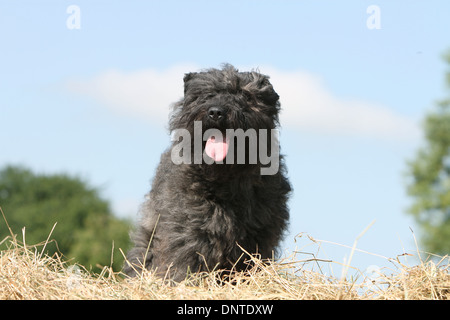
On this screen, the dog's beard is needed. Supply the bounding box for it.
[170,103,279,175]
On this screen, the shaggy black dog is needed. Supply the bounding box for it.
[124,64,291,282]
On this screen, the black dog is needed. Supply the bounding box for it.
[124,64,291,282]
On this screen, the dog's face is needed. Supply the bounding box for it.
[169,64,281,173]
[170,64,280,132]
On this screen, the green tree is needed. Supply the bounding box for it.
[0,165,132,272]
[406,51,450,255]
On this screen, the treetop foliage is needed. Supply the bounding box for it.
[406,50,450,255]
[0,165,131,272]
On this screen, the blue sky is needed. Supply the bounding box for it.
[1,1,450,278]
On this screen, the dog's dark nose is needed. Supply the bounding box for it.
[208,106,225,121]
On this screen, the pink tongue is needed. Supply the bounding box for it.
[205,136,229,162]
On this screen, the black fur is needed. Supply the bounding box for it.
[124,64,291,282]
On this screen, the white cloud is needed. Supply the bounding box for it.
[66,65,420,141]
[66,64,195,122]
[263,67,420,141]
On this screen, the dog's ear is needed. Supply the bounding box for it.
[258,78,279,106]
[183,72,197,94]
[245,73,280,107]
[183,72,196,83]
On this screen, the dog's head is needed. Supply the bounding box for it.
[170,64,280,132]
[169,64,281,174]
